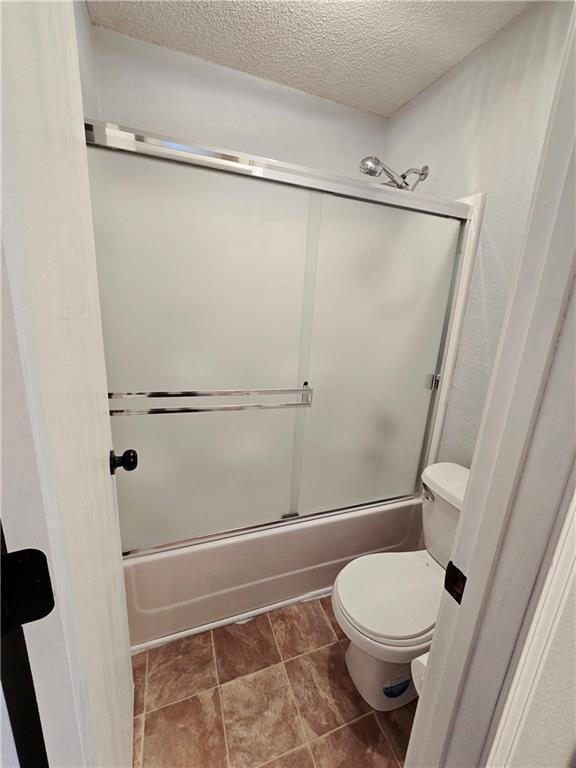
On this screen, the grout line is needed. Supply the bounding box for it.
[144,685,220,716]
[268,599,337,662]
[218,660,286,690]
[265,612,281,665]
[266,610,283,660]
[256,743,315,768]
[217,687,232,768]
[216,660,281,688]
[318,593,346,642]
[315,599,338,644]
[311,711,374,742]
[211,630,232,768]
[139,651,148,768]
[267,613,310,751]
[309,745,318,768]
[372,709,403,767]
[281,660,309,747]
[282,639,340,665]
[310,746,318,768]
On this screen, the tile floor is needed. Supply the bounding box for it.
[132,596,417,768]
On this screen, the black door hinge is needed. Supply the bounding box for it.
[1,549,55,636]
[444,560,467,605]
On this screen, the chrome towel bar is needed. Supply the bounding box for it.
[108,385,313,416]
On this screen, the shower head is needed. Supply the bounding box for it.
[359,155,385,177]
[359,155,429,192]
[359,155,408,189]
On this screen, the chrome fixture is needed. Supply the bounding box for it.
[108,385,313,416]
[359,155,429,192]
[422,483,435,502]
[84,121,470,220]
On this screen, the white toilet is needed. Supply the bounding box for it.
[332,462,469,711]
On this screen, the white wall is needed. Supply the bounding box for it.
[383,1,573,466]
[75,0,572,470]
[74,2,386,177]
[510,579,576,768]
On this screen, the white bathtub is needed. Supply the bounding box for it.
[124,497,421,649]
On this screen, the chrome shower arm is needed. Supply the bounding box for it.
[378,162,410,190]
[401,166,430,191]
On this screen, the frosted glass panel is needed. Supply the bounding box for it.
[88,149,310,550]
[297,195,460,514]
[111,410,297,550]
[89,146,462,552]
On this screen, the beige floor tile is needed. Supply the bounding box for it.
[213,614,281,684]
[146,632,216,711]
[132,651,147,716]
[143,687,226,768]
[311,714,398,768]
[285,643,370,740]
[319,596,347,640]
[269,601,336,660]
[221,664,305,768]
[260,746,315,767]
[375,699,417,764]
[133,715,144,768]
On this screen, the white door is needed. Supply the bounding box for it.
[2,2,132,766]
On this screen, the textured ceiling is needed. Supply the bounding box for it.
[86,0,529,117]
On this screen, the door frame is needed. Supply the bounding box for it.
[406,14,575,766]
[2,2,133,766]
[486,485,576,764]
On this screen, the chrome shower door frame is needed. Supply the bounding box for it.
[85,120,471,220]
[85,120,480,558]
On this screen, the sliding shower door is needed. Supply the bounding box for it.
[296,194,460,515]
[88,144,461,553]
[88,150,310,551]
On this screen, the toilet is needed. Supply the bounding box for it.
[332,462,469,711]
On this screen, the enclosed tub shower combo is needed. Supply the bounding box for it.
[85,120,480,653]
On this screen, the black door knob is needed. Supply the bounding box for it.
[109,449,138,475]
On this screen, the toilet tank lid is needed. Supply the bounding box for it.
[422,463,469,510]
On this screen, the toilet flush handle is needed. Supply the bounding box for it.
[422,483,435,502]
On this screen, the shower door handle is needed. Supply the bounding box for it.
[107,384,313,416]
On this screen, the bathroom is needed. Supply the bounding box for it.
[2,2,575,767]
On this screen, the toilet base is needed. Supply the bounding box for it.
[345,641,417,712]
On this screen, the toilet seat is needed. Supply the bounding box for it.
[334,550,445,649]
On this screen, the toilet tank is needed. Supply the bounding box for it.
[421,463,469,569]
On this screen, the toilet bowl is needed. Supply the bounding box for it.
[332,462,469,711]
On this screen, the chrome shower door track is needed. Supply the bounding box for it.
[121,493,418,558]
[85,120,471,222]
